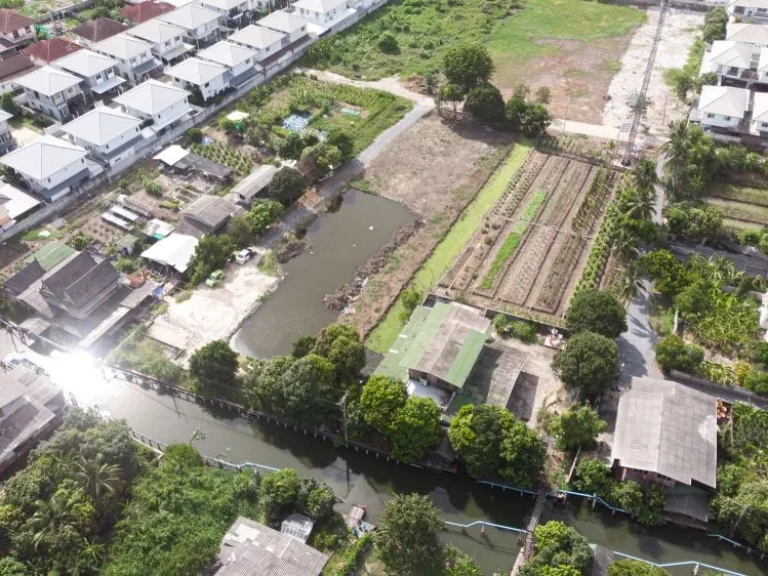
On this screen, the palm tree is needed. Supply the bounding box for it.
[617,263,645,301]
[661,120,690,199]
[79,538,105,571]
[27,494,73,551]
[634,158,658,192]
[624,187,657,221]
[611,227,641,259]
[710,255,742,286]
[75,457,123,504]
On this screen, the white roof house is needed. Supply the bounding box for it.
[167,57,228,87]
[141,232,198,273]
[158,4,222,31]
[126,18,186,45]
[93,32,154,61]
[293,0,349,13]
[54,49,119,79]
[60,108,142,148]
[114,80,190,117]
[257,10,309,36]
[0,182,40,223]
[13,65,81,96]
[700,41,754,75]
[699,85,750,118]
[0,135,87,181]
[229,25,285,51]
[752,91,768,133]
[199,0,246,10]
[726,22,768,46]
[198,40,257,69]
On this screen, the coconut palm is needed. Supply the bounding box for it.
[27,494,73,551]
[617,263,645,301]
[624,187,657,221]
[661,120,690,199]
[634,158,658,192]
[74,457,122,504]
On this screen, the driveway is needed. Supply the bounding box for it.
[618,281,663,381]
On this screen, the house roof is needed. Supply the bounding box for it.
[611,378,717,489]
[0,136,87,181]
[40,250,120,310]
[0,53,35,82]
[731,0,768,8]
[72,17,126,43]
[61,108,142,146]
[55,49,119,78]
[198,41,257,68]
[158,4,222,30]
[231,164,277,201]
[28,241,76,272]
[703,40,754,70]
[200,0,247,11]
[0,9,34,34]
[293,0,349,13]
[121,0,175,23]
[0,109,11,123]
[257,11,309,34]
[167,56,228,86]
[726,22,768,45]
[141,232,198,273]
[114,79,190,115]
[4,259,45,297]
[754,91,768,123]
[4,242,75,297]
[23,38,83,64]
[154,144,189,166]
[126,18,186,45]
[13,65,81,96]
[230,25,285,50]
[698,85,749,119]
[216,517,329,576]
[94,32,153,61]
[180,194,238,236]
[0,182,40,220]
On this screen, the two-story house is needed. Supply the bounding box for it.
[198,0,253,29]
[125,18,193,65]
[728,0,768,22]
[158,4,224,48]
[113,79,192,133]
[0,53,35,95]
[0,109,14,154]
[198,40,260,88]
[697,85,750,133]
[229,24,286,62]
[256,10,309,44]
[0,182,40,230]
[751,91,768,136]
[0,135,89,201]
[292,0,351,27]
[700,40,758,85]
[93,33,163,85]
[71,17,127,50]
[167,56,230,101]
[120,0,175,24]
[54,49,126,101]
[23,38,82,66]
[726,22,768,49]
[14,66,85,122]
[60,108,143,167]
[0,9,36,52]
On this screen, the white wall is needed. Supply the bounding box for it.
[24,157,88,195]
[124,98,191,130]
[701,111,743,130]
[730,3,768,22]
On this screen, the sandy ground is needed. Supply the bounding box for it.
[602,9,704,133]
[149,253,278,362]
[11,125,43,147]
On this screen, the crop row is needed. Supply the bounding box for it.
[572,168,611,232]
[708,183,768,208]
[708,200,768,225]
[534,234,585,313]
[502,227,557,305]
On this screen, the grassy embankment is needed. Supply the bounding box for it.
[366,142,532,354]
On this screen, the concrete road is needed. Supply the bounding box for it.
[618,281,663,382]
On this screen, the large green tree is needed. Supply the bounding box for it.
[279,354,343,428]
[567,289,627,339]
[448,404,514,478]
[189,340,239,397]
[498,421,546,489]
[390,397,442,463]
[267,167,307,205]
[443,44,494,93]
[464,83,505,123]
[549,405,606,451]
[376,494,444,576]
[573,458,613,498]
[188,234,235,285]
[313,322,366,380]
[521,521,593,576]
[552,332,619,396]
[359,375,407,435]
[609,559,668,576]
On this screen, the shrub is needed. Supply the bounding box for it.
[655,335,703,374]
[378,32,399,54]
[186,127,203,144]
[145,180,162,197]
[464,83,505,123]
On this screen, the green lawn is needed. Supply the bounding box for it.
[366,141,533,354]
[303,0,644,83]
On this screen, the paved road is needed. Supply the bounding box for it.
[618,281,663,382]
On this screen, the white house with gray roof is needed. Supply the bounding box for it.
[93,33,162,85]
[726,22,768,50]
[697,85,750,131]
[0,108,13,154]
[229,24,286,61]
[60,108,143,166]
[167,57,230,101]
[14,66,84,122]
[113,79,192,132]
[158,4,224,47]
[198,0,264,29]
[124,18,193,64]
[53,49,125,100]
[198,40,260,87]
[751,91,768,135]
[728,0,768,22]
[0,135,89,201]
[257,10,309,43]
[700,40,758,84]
[292,0,351,26]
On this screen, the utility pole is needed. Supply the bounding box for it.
[339,392,348,445]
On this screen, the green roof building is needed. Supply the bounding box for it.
[376,302,491,409]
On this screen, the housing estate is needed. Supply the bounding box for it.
[292,0,352,26]
[611,377,717,525]
[0,135,90,201]
[214,516,329,576]
[0,366,65,475]
[125,18,193,64]
[0,9,36,52]
[113,79,192,132]
[0,53,35,94]
[197,0,254,28]
[197,40,260,87]
[93,33,162,85]
[728,0,768,22]
[158,4,224,47]
[166,56,230,100]
[229,24,286,62]
[54,49,126,100]
[71,17,127,49]
[23,38,82,66]
[0,182,40,230]
[257,10,310,43]
[60,108,143,167]
[14,65,85,122]
[695,85,750,134]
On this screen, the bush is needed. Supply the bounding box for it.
[655,335,703,374]
[186,127,203,144]
[464,83,505,123]
[145,180,162,197]
[552,331,619,396]
[567,289,627,339]
[378,32,400,54]
[268,167,307,205]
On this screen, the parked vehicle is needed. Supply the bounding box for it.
[205,270,224,287]
[235,248,253,265]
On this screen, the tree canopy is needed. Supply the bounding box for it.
[549,405,606,451]
[268,167,307,205]
[390,397,443,463]
[443,44,494,93]
[552,332,619,396]
[573,458,613,499]
[609,559,668,576]
[464,83,506,123]
[187,234,235,285]
[520,521,593,576]
[189,340,239,397]
[359,375,407,435]
[567,289,627,339]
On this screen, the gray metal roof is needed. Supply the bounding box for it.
[611,378,717,489]
[40,251,120,310]
[180,194,239,236]
[216,517,328,576]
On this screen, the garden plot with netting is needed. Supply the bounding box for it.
[437,150,619,324]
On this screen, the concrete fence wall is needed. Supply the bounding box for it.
[600,0,716,10]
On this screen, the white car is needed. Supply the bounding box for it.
[235,248,253,265]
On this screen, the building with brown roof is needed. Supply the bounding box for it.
[23,38,83,65]
[121,1,175,24]
[0,9,36,51]
[0,52,36,93]
[71,17,127,49]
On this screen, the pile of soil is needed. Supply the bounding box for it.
[324,221,421,311]
[275,238,307,263]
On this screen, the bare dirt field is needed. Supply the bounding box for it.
[436,149,619,326]
[344,113,514,335]
[602,8,704,134]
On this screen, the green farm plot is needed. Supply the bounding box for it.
[705,196,768,226]
[708,182,768,208]
[366,142,532,354]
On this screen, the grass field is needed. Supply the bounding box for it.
[366,141,532,354]
[304,0,644,85]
